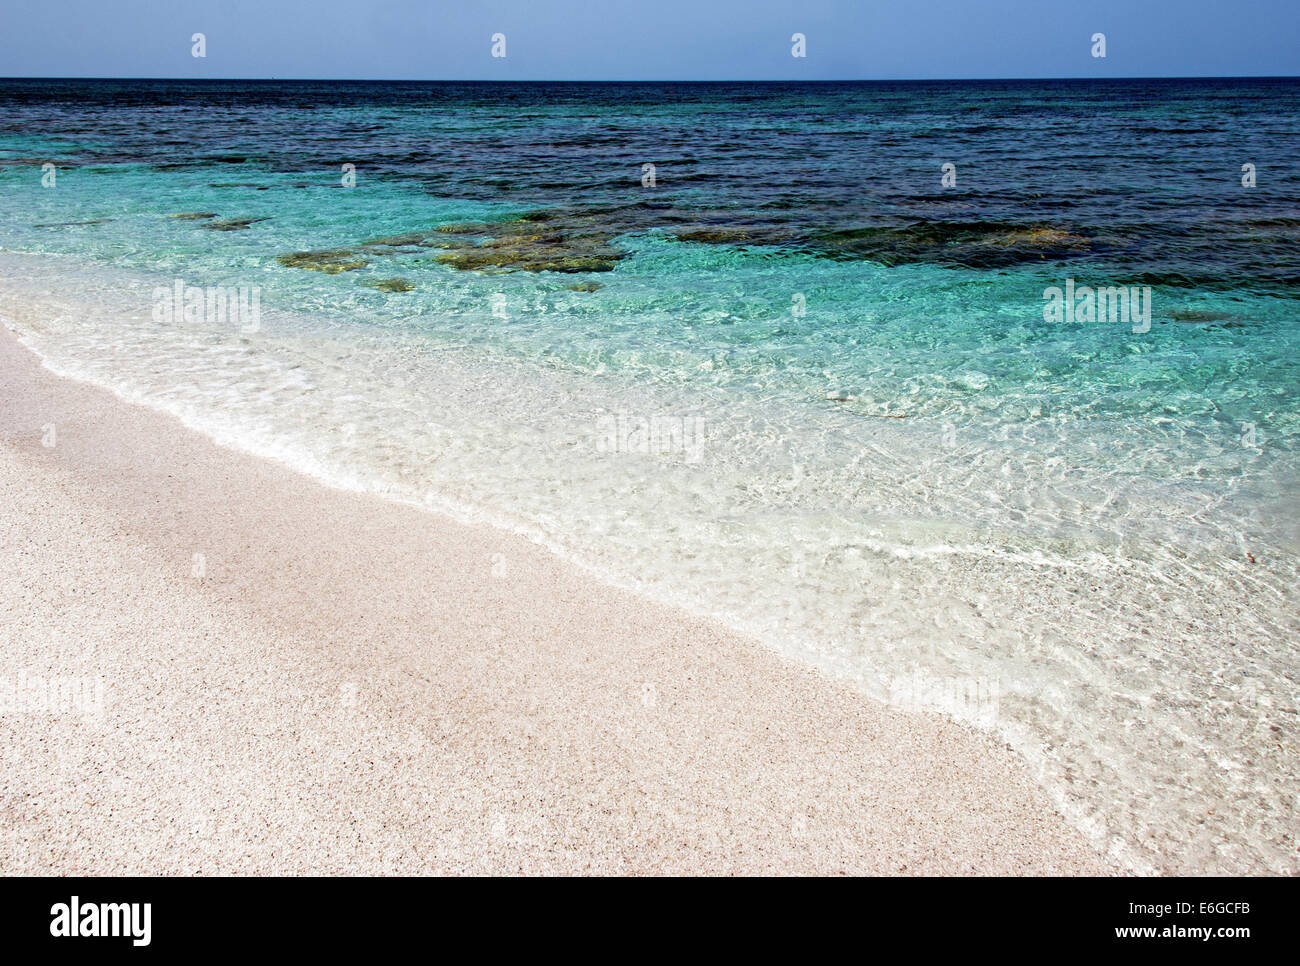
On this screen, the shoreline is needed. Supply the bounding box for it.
[0,323,1113,874]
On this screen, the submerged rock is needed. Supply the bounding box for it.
[170,212,218,220]
[353,207,773,275]
[436,246,620,274]
[434,226,626,273]
[361,232,437,250]
[203,216,271,231]
[671,223,801,248]
[1169,309,1247,328]
[987,226,1088,249]
[664,211,1090,269]
[566,281,604,292]
[673,226,758,244]
[33,218,113,227]
[299,204,1095,279]
[1170,309,1235,323]
[276,249,369,273]
[813,221,1092,268]
[434,222,492,234]
[362,278,416,292]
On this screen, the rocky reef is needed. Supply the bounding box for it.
[170,211,270,231]
[270,203,1097,280]
[202,216,271,231]
[811,221,1092,268]
[361,278,416,292]
[428,211,628,274]
[33,218,113,228]
[276,249,369,273]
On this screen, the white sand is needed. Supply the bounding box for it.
[0,325,1112,874]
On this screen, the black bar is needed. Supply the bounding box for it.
[0,876,1288,954]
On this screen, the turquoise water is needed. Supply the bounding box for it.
[1,79,1297,873]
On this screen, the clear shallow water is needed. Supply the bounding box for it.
[1,79,1297,873]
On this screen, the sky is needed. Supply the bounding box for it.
[1,0,1297,80]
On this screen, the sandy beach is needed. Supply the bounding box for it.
[0,323,1112,875]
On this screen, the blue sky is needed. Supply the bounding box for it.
[1,0,1296,80]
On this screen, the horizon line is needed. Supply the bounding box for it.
[3,74,1299,83]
